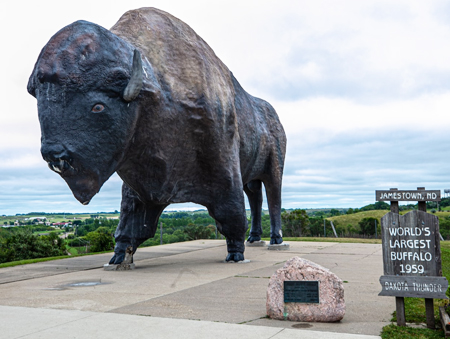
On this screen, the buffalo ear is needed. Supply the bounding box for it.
[27,76,37,97]
[123,49,143,102]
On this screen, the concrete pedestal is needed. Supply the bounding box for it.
[267,243,290,251]
[103,263,136,271]
[245,240,266,247]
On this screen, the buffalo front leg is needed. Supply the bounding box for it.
[109,183,167,264]
[208,189,248,262]
[244,180,263,243]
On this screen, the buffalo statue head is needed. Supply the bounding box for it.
[28,21,144,204]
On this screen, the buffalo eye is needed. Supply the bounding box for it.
[91,104,105,113]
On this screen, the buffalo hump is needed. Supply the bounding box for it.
[111,8,234,115]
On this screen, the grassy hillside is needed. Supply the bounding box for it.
[328,209,450,230]
[328,210,387,228]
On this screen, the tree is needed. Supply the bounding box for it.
[281,209,309,237]
[374,201,389,210]
[360,202,389,212]
[308,217,323,237]
[85,227,114,252]
[439,216,450,239]
[184,223,214,240]
[358,217,378,236]
[0,230,66,264]
[330,209,340,216]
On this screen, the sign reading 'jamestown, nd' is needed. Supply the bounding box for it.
[376,190,440,202]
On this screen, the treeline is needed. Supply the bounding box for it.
[140,212,217,246]
[0,228,66,264]
[13,211,120,216]
[303,198,450,217]
[288,198,450,239]
[69,213,219,251]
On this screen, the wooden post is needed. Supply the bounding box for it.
[396,296,406,327]
[375,219,377,239]
[417,187,426,212]
[425,298,435,329]
[389,188,406,326]
[417,187,435,329]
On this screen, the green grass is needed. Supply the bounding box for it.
[392,298,444,324]
[0,255,73,268]
[381,324,444,339]
[67,247,79,256]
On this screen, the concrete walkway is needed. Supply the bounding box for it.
[0,240,390,338]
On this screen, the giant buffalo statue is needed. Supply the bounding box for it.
[28,8,286,264]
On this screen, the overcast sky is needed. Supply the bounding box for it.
[1,0,450,215]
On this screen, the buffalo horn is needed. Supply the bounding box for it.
[123,49,143,102]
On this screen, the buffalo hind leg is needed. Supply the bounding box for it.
[264,178,283,245]
[208,190,248,262]
[109,183,167,264]
[244,180,263,243]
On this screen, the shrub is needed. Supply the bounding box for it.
[85,230,114,252]
[184,223,214,240]
[281,209,309,237]
[0,230,66,263]
[358,217,379,236]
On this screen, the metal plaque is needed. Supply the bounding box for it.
[284,281,320,303]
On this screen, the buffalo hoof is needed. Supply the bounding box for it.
[226,252,245,262]
[247,235,261,243]
[108,252,125,265]
[270,236,283,245]
[109,242,134,265]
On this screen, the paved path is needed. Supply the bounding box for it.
[0,240,390,338]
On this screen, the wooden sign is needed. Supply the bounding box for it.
[284,281,320,303]
[379,276,448,299]
[376,190,441,202]
[377,187,448,329]
[379,210,447,299]
[381,210,441,277]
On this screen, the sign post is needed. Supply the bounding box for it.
[377,187,447,329]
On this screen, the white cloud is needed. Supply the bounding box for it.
[274,92,450,135]
[0,153,41,169]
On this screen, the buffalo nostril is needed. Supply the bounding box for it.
[41,144,71,161]
[41,145,73,173]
